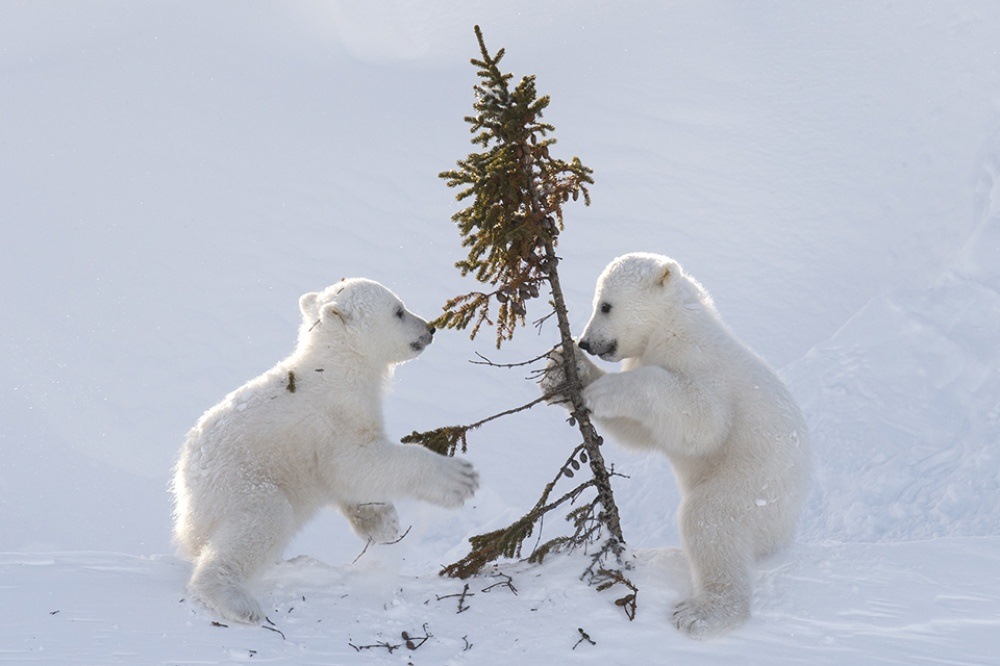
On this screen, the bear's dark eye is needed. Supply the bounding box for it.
[600,302,612,314]
[395,307,404,319]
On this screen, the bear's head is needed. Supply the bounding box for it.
[578,253,713,362]
[297,278,434,365]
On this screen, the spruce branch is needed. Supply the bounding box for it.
[441,475,598,579]
[401,393,552,457]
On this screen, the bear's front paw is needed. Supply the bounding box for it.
[539,349,572,406]
[572,347,604,385]
[539,344,604,407]
[430,457,479,509]
[346,502,400,543]
[582,377,625,419]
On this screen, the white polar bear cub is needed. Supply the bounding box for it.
[173,278,479,624]
[543,253,809,639]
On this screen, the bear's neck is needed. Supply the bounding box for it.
[288,342,392,397]
[643,308,729,368]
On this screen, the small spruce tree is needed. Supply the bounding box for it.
[403,26,636,615]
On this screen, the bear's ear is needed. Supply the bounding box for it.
[299,292,321,319]
[656,264,672,286]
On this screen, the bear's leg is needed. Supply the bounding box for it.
[189,550,264,624]
[187,491,295,624]
[673,496,753,639]
[343,502,400,543]
[344,441,478,509]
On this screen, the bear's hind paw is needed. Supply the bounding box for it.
[202,586,264,625]
[671,596,749,640]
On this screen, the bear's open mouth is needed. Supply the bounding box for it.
[585,340,617,361]
[410,333,434,352]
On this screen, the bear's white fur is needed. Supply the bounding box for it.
[542,253,809,639]
[172,278,479,624]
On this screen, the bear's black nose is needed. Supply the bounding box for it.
[427,325,436,335]
[578,339,593,353]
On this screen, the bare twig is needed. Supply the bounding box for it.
[463,394,555,430]
[532,309,558,332]
[351,525,413,564]
[385,525,413,545]
[471,349,554,368]
[481,572,518,595]
[352,539,373,564]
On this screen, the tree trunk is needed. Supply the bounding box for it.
[542,237,625,548]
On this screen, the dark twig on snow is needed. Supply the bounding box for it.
[401,623,433,650]
[436,583,474,613]
[261,618,286,640]
[573,627,596,649]
[349,639,402,654]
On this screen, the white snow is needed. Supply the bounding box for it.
[2,1,999,664]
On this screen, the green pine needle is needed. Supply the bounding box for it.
[436,24,593,348]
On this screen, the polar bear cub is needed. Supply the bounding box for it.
[173,278,479,624]
[543,253,809,639]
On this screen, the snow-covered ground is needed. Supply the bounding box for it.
[2,1,998,663]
